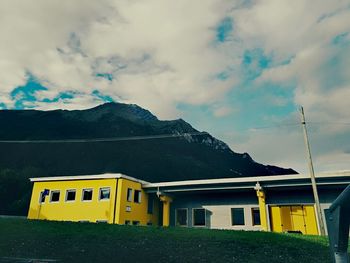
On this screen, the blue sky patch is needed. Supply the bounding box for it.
[0,102,7,109]
[332,32,349,45]
[241,48,272,80]
[96,73,113,81]
[41,91,76,103]
[216,17,233,42]
[92,90,114,103]
[10,74,47,109]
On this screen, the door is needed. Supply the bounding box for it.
[303,206,319,235]
[290,206,306,233]
[280,206,293,232]
[269,206,282,232]
[269,205,319,235]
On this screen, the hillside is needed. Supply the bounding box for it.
[0,102,296,183]
[0,218,337,263]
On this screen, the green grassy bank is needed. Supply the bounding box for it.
[0,218,345,263]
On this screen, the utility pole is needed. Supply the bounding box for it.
[300,106,326,236]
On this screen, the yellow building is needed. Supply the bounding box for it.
[28,174,159,226]
[28,171,350,235]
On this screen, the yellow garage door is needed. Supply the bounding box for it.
[302,206,319,235]
[269,205,319,235]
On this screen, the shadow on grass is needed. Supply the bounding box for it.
[0,218,346,263]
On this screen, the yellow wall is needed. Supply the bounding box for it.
[27,179,118,223]
[115,178,158,226]
[27,178,159,226]
[269,205,318,235]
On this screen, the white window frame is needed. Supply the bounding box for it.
[134,190,142,204]
[39,190,48,204]
[49,190,60,203]
[192,208,206,227]
[175,208,188,227]
[82,188,93,202]
[98,187,111,201]
[127,188,133,202]
[65,189,76,202]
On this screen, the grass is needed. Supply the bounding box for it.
[0,218,346,263]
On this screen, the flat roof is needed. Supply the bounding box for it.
[29,170,350,190]
[143,170,350,188]
[30,173,150,185]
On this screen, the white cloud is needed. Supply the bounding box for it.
[1,0,349,172]
[0,0,237,118]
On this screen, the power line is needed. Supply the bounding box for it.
[0,131,209,144]
[0,120,349,143]
[308,121,350,126]
[249,123,299,130]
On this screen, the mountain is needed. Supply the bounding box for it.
[0,102,297,182]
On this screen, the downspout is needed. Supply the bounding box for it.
[112,179,119,224]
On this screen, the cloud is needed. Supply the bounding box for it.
[212,105,235,117]
[0,0,238,118]
[1,0,349,172]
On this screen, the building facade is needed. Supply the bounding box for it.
[28,171,350,235]
[27,174,159,226]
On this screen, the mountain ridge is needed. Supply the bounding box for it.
[0,102,297,182]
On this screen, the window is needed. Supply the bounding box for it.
[125,220,131,225]
[134,190,141,203]
[82,189,93,201]
[231,208,245,225]
[99,187,110,201]
[65,190,76,202]
[252,208,261,226]
[147,195,154,214]
[39,189,49,204]
[193,208,206,226]
[132,221,140,226]
[96,220,108,223]
[176,209,188,226]
[50,191,60,203]
[127,188,132,202]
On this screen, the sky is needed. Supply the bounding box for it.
[1,0,350,174]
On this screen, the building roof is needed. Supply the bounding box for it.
[30,173,150,185]
[143,170,350,193]
[30,170,350,193]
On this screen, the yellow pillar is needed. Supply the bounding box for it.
[256,190,268,231]
[160,195,172,227]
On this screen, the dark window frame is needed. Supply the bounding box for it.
[82,188,93,202]
[193,208,206,227]
[251,207,261,226]
[65,189,76,202]
[231,208,245,226]
[147,195,154,214]
[176,208,188,226]
[127,188,133,202]
[39,191,48,204]
[134,190,141,203]
[99,187,111,201]
[50,190,60,203]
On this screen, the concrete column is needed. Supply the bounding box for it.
[160,195,172,227]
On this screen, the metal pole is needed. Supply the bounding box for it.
[300,106,326,235]
[325,184,350,263]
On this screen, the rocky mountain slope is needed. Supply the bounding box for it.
[0,103,297,182]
